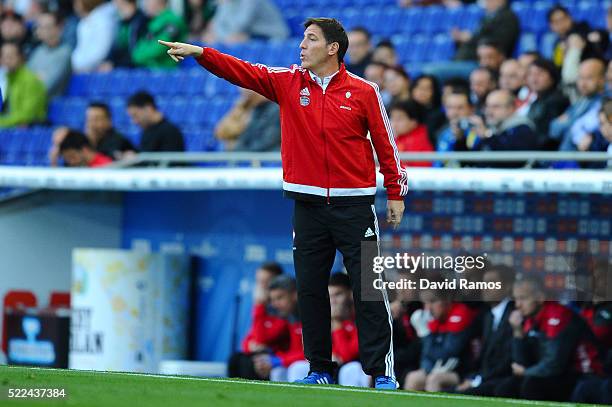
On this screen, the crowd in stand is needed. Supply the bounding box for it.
[231,261,611,403]
[0,0,611,167]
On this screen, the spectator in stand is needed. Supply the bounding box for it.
[457,265,515,396]
[0,10,35,56]
[71,0,117,73]
[27,11,71,98]
[126,91,184,152]
[577,98,612,169]
[404,275,480,391]
[495,275,604,401]
[214,88,280,151]
[499,59,530,109]
[253,275,304,382]
[441,76,470,104]
[425,0,519,80]
[364,60,387,89]
[101,0,148,69]
[410,74,446,139]
[550,59,606,152]
[383,66,410,109]
[456,90,538,166]
[517,58,569,149]
[59,129,113,167]
[435,89,474,164]
[469,67,497,114]
[0,41,46,128]
[85,102,135,158]
[328,273,366,387]
[372,40,398,67]
[228,262,285,380]
[184,0,215,41]
[132,0,186,69]
[346,27,372,78]
[390,100,434,167]
[476,39,506,74]
[203,0,288,44]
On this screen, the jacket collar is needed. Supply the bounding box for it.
[305,63,347,89]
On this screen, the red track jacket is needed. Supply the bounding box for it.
[197,48,408,203]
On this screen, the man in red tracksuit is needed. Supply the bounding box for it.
[159,17,407,389]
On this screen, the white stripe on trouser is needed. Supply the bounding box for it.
[371,204,395,379]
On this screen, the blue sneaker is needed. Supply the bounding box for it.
[374,375,398,390]
[293,371,335,385]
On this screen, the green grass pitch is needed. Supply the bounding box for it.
[0,365,598,407]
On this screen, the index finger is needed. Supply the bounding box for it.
[158,40,175,48]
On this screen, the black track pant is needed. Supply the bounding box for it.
[292,200,394,378]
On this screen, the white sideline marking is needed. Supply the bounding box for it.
[2,365,574,407]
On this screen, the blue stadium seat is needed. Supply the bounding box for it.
[517,32,538,55]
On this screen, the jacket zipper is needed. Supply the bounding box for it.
[321,87,330,204]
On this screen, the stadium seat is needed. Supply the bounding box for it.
[49,292,70,308]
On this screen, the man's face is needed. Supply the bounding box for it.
[470,70,494,100]
[61,148,86,167]
[390,109,417,136]
[144,0,165,17]
[269,288,296,318]
[255,269,274,292]
[513,282,543,317]
[86,107,112,140]
[482,270,509,303]
[127,106,150,128]
[300,24,334,71]
[35,14,61,46]
[527,65,554,94]
[500,60,524,92]
[577,60,605,97]
[347,31,370,64]
[444,93,472,121]
[329,285,351,309]
[372,46,396,67]
[383,69,408,97]
[1,43,22,72]
[477,45,504,71]
[485,91,514,126]
[364,64,385,87]
[484,0,505,14]
[1,16,26,41]
[549,10,572,37]
[420,291,450,320]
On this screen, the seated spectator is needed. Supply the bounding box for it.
[383,66,410,109]
[329,273,367,387]
[410,74,446,139]
[550,59,606,151]
[517,58,569,148]
[59,129,113,167]
[1,10,35,56]
[441,76,470,104]
[102,0,148,69]
[499,59,531,109]
[577,98,612,169]
[214,88,280,152]
[469,67,497,114]
[435,89,474,165]
[495,275,604,402]
[252,275,304,382]
[184,0,215,41]
[425,0,519,80]
[476,39,506,74]
[389,100,434,167]
[457,265,515,396]
[0,41,46,128]
[204,0,288,44]
[27,11,71,98]
[457,89,538,165]
[132,0,186,68]
[228,262,286,379]
[404,277,480,391]
[364,61,387,90]
[71,0,117,73]
[126,91,185,152]
[346,27,372,78]
[371,40,398,68]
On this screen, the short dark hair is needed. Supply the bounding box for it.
[304,17,349,64]
[530,57,560,88]
[514,273,546,295]
[445,89,473,107]
[259,261,283,277]
[59,130,91,153]
[349,26,371,41]
[547,5,570,21]
[329,272,351,290]
[443,76,470,95]
[127,91,157,109]
[88,101,112,118]
[41,11,64,25]
[477,38,506,57]
[390,100,426,124]
[269,275,296,293]
[485,264,516,287]
[472,66,499,84]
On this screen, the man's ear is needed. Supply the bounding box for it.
[328,42,339,57]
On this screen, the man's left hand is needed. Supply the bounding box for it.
[511,363,526,376]
[387,200,405,228]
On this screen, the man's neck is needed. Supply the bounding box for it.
[310,62,340,79]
